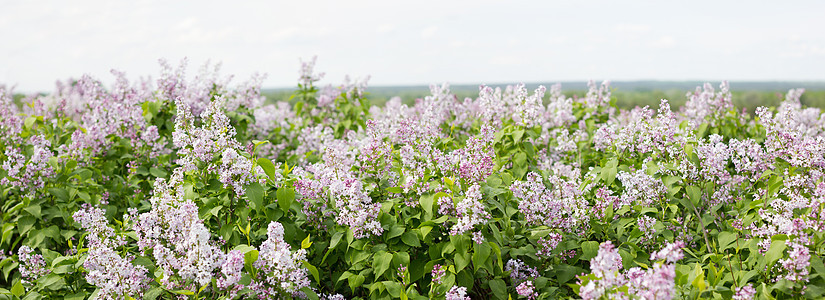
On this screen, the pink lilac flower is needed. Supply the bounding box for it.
[298,56,324,88]
[506,259,539,285]
[510,172,590,233]
[516,281,537,299]
[450,184,490,235]
[252,221,311,296]
[445,286,471,300]
[17,246,49,280]
[431,264,445,284]
[536,233,563,257]
[638,215,657,246]
[778,241,810,283]
[1,135,55,195]
[650,241,685,263]
[74,205,149,299]
[617,169,666,207]
[733,284,756,300]
[217,250,244,290]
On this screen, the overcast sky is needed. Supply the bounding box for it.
[2,0,824,93]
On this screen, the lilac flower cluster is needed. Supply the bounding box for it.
[505,259,539,285]
[132,170,226,289]
[16,246,49,281]
[510,172,590,233]
[616,168,666,207]
[1,135,55,195]
[249,222,311,297]
[173,97,267,195]
[578,241,685,300]
[536,232,563,257]
[0,86,23,144]
[637,214,657,246]
[445,286,471,300]
[73,205,149,299]
[294,162,383,239]
[682,81,733,126]
[733,284,757,300]
[449,184,490,236]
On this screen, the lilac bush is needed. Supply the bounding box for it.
[2,57,824,299]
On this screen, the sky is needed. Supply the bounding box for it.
[1,0,824,93]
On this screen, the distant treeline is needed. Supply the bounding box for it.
[263,82,825,113]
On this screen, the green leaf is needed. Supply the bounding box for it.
[385,187,403,194]
[48,188,69,201]
[302,261,320,283]
[24,205,41,218]
[246,182,264,211]
[301,287,320,300]
[602,157,618,185]
[383,281,404,298]
[149,167,167,178]
[257,158,278,182]
[686,185,702,207]
[143,287,163,300]
[489,278,507,300]
[19,216,36,234]
[401,231,420,247]
[171,290,194,296]
[512,129,524,143]
[348,274,365,292]
[455,250,470,272]
[514,152,527,167]
[276,186,295,212]
[419,194,435,218]
[244,250,259,271]
[472,243,491,271]
[302,234,313,249]
[24,116,36,129]
[581,241,600,260]
[373,251,393,278]
[64,292,86,300]
[691,264,706,291]
[717,231,737,251]
[765,240,787,266]
[11,280,23,297]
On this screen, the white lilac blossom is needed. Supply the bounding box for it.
[682,81,733,126]
[536,233,563,257]
[298,56,324,88]
[133,170,225,289]
[294,162,383,239]
[251,221,311,297]
[219,148,267,195]
[16,246,49,280]
[510,172,590,233]
[0,86,23,144]
[450,184,490,236]
[445,286,471,300]
[516,281,537,299]
[73,205,149,299]
[506,259,539,285]
[733,284,757,300]
[617,169,667,207]
[637,214,657,246]
[578,241,684,300]
[1,135,55,195]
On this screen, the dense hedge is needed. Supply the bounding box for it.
[1,57,824,299]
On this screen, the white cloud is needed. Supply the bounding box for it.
[1,0,824,92]
[612,23,651,34]
[648,36,677,49]
[420,26,438,39]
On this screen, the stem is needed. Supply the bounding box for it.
[693,206,713,254]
